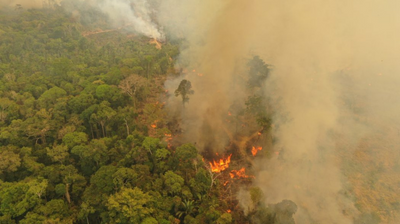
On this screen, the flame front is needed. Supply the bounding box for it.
[151,120,158,129]
[230,167,253,179]
[164,134,172,141]
[251,146,262,156]
[164,133,173,148]
[209,154,232,173]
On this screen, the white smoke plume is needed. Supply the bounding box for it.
[2,0,164,40]
[66,0,163,40]
[95,0,164,40]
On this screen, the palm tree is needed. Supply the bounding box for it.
[176,199,196,218]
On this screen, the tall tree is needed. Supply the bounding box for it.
[175,79,194,106]
[247,55,270,88]
[118,74,148,107]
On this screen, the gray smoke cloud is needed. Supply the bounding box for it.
[159,0,400,223]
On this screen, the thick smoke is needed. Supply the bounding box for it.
[94,0,163,40]
[161,0,253,153]
[3,0,164,40]
[159,0,400,223]
[65,0,163,40]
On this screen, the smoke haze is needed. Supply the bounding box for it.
[0,0,44,8]
[159,0,400,223]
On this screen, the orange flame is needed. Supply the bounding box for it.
[151,120,159,129]
[223,181,229,186]
[251,146,262,156]
[228,111,232,116]
[230,167,254,179]
[209,154,232,173]
[164,133,172,142]
[164,134,172,142]
[227,209,232,213]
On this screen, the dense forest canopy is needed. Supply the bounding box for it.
[0,5,293,224]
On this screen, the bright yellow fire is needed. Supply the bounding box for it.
[209,154,232,173]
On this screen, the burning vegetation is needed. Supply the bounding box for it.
[208,154,232,173]
[159,44,298,222]
[230,168,254,179]
[163,52,276,218]
[251,146,262,156]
